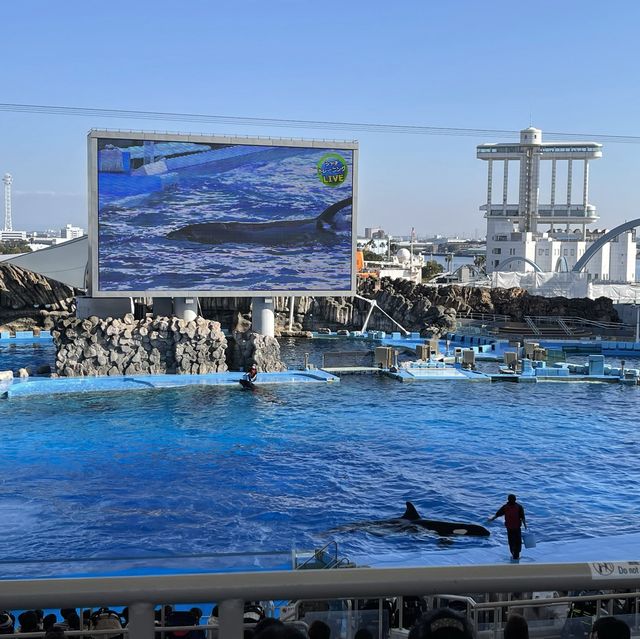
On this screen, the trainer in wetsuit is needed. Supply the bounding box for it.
[488,494,527,560]
[245,364,258,383]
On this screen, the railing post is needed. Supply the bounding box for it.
[128,602,155,639]
[219,598,245,639]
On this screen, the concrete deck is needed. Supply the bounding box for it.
[362,531,640,568]
[2,370,339,398]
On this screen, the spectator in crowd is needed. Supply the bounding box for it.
[591,617,631,639]
[18,611,40,633]
[189,608,203,625]
[504,613,529,639]
[43,614,58,632]
[60,609,81,631]
[253,618,283,635]
[308,619,331,639]
[252,625,305,639]
[156,605,174,624]
[409,607,475,639]
[0,612,14,635]
[44,627,66,639]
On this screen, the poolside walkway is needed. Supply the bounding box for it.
[362,532,640,567]
[2,370,339,398]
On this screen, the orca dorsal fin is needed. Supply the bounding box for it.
[317,197,353,223]
[401,501,421,520]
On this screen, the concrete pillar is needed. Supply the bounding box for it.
[502,159,508,214]
[288,296,295,332]
[583,159,590,209]
[251,297,275,337]
[219,598,244,639]
[487,159,493,215]
[550,158,556,210]
[127,602,154,639]
[174,297,198,322]
[567,159,573,207]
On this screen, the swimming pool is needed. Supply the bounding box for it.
[0,339,639,575]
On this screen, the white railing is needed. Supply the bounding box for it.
[1,563,640,639]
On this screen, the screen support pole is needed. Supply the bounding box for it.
[252,297,275,337]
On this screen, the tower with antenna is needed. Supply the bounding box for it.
[3,173,12,232]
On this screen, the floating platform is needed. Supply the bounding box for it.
[2,370,339,399]
[385,366,489,382]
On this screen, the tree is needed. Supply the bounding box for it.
[362,249,381,262]
[474,254,486,269]
[0,241,32,255]
[422,260,444,282]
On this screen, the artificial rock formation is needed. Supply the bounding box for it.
[226,330,287,373]
[52,314,228,377]
[0,263,74,312]
[261,279,619,337]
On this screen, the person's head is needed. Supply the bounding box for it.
[507,494,516,504]
[0,612,14,635]
[45,627,66,639]
[250,364,257,372]
[252,625,306,639]
[591,617,631,639]
[308,619,331,639]
[504,613,528,639]
[19,611,40,633]
[43,614,58,631]
[60,609,80,630]
[253,618,283,637]
[409,608,475,639]
[189,608,203,624]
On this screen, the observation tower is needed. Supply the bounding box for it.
[3,173,12,232]
[476,128,635,282]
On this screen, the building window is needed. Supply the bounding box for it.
[571,249,575,256]
[538,249,543,256]
[545,249,549,256]
[564,249,568,256]
[492,248,502,254]
[494,259,500,267]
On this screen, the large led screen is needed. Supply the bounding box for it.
[90,132,357,296]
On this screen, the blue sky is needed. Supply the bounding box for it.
[1,0,639,236]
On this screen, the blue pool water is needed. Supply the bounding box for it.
[0,340,640,576]
[0,340,55,373]
[0,339,639,573]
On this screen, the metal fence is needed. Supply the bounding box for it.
[1,563,640,639]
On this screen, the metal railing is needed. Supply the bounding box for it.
[1,562,640,639]
[432,590,640,639]
[524,317,542,336]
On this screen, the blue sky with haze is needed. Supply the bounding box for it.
[1,0,639,236]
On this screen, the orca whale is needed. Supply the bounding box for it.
[335,501,490,538]
[166,197,352,246]
[397,502,490,537]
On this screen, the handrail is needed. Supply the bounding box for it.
[523,315,627,330]
[1,564,640,639]
[524,316,542,336]
[295,541,338,570]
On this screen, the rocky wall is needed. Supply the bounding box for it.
[226,330,287,373]
[52,314,228,377]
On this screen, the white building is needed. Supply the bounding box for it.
[477,127,636,283]
[0,230,27,242]
[61,224,85,240]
